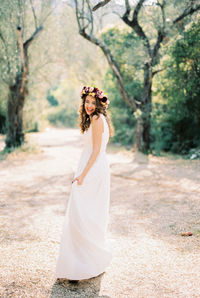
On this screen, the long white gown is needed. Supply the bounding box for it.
[55,113,112,280]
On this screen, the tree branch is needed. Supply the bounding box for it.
[29,0,38,29]
[122,0,131,23]
[24,25,43,49]
[75,0,81,31]
[40,4,58,27]
[156,0,166,28]
[152,68,163,77]
[125,0,131,14]
[16,27,28,93]
[80,28,137,111]
[152,0,166,64]
[74,0,138,111]
[132,0,146,20]
[86,0,94,35]
[75,0,91,33]
[17,27,25,69]
[173,4,200,24]
[92,0,112,11]
[122,0,152,58]
[152,29,165,65]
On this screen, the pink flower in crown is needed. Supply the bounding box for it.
[81,89,85,96]
[96,90,101,97]
[89,87,94,92]
[99,92,104,99]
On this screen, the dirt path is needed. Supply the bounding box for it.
[0,128,200,298]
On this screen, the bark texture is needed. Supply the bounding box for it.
[6,26,42,148]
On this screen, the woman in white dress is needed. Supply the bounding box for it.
[55,86,114,282]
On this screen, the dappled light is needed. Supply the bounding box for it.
[1,128,200,297]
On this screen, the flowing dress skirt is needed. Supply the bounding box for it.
[55,145,112,280]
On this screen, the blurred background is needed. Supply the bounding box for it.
[1,2,200,296]
[0,0,199,158]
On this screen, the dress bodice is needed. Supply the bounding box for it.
[83,113,109,153]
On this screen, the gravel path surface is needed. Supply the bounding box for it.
[0,128,200,298]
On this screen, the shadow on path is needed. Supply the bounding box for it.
[50,273,110,298]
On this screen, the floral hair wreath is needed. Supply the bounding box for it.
[80,86,110,108]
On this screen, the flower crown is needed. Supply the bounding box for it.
[80,86,110,107]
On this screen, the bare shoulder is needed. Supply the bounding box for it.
[91,114,103,131]
[91,114,102,123]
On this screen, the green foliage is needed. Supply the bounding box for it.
[47,105,78,128]
[0,141,40,160]
[101,26,144,81]
[47,88,59,106]
[152,21,200,154]
[46,82,79,128]
[101,26,143,146]
[105,70,138,146]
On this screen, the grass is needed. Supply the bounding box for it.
[0,141,41,161]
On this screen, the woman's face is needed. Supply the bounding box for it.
[85,95,96,115]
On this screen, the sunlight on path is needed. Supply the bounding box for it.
[0,128,200,298]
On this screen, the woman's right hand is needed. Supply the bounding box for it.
[72,175,84,185]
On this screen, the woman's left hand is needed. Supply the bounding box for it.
[72,175,84,185]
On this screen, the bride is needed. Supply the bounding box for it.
[55,86,114,282]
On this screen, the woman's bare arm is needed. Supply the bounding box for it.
[81,115,103,180]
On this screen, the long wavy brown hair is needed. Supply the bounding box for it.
[78,94,114,138]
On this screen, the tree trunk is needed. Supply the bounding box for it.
[5,27,29,149]
[134,115,144,152]
[6,78,26,148]
[134,62,152,153]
